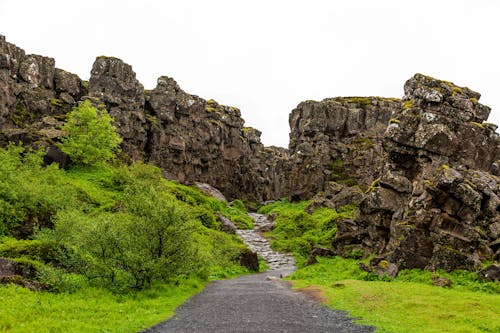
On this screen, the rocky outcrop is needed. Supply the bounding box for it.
[334,74,500,272]
[89,56,146,161]
[0,258,43,290]
[0,35,281,202]
[143,76,265,200]
[0,35,87,148]
[286,97,400,199]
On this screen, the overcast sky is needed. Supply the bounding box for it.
[1,0,499,147]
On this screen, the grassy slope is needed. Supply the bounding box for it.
[0,154,254,332]
[259,200,500,333]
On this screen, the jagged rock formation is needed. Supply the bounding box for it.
[286,97,399,200]
[89,56,147,161]
[0,35,87,148]
[0,35,280,202]
[142,75,270,200]
[1,36,499,272]
[334,74,500,271]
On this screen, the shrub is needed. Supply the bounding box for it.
[0,144,75,237]
[58,100,122,166]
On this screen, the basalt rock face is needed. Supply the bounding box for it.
[334,74,500,272]
[286,97,400,200]
[143,75,280,201]
[0,35,87,147]
[89,56,146,161]
[0,35,281,202]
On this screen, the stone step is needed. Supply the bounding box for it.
[237,213,295,272]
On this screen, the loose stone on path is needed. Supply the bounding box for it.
[236,213,295,274]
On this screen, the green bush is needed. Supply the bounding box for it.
[58,100,122,166]
[53,192,196,292]
[0,144,76,237]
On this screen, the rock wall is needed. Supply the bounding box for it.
[286,97,399,199]
[89,56,147,161]
[334,74,500,271]
[0,35,283,202]
[0,35,87,148]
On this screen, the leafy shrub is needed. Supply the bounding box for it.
[53,190,196,292]
[58,100,122,166]
[0,144,76,237]
[191,207,220,229]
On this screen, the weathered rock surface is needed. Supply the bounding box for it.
[286,97,400,200]
[216,214,237,234]
[89,56,146,161]
[334,74,500,272]
[0,258,43,290]
[0,35,86,149]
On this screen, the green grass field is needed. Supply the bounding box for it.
[290,258,500,333]
[0,279,202,333]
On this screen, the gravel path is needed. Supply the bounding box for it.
[141,214,374,333]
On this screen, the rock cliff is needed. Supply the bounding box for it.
[1,36,499,271]
[0,35,281,202]
[0,35,87,148]
[334,74,500,271]
[286,97,400,200]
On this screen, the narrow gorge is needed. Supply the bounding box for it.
[1,34,499,275]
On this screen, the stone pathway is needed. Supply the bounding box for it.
[236,213,295,273]
[141,213,375,333]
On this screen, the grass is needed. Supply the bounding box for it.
[0,279,204,333]
[290,257,500,333]
[258,199,356,266]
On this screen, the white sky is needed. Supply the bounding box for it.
[1,0,499,147]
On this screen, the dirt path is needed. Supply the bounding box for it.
[142,214,374,333]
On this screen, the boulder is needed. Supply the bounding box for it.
[479,264,500,282]
[0,258,43,290]
[217,214,237,234]
[432,276,453,287]
[196,183,227,202]
[239,249,259,272]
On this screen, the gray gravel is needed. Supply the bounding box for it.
[141,213,375,333]
[141,270,374,333]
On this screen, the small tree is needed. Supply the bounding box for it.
[59,100,122,166]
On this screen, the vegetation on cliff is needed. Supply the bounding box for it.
[258,199,355,265]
